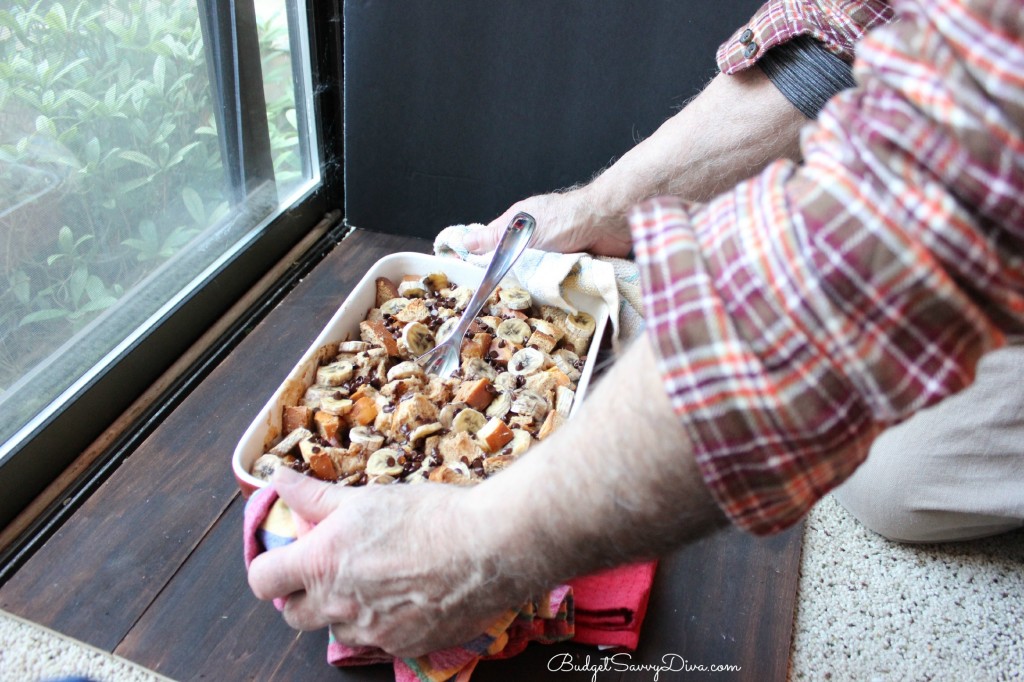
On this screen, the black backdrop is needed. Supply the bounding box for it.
[343,0,762,239]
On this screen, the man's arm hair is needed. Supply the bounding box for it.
[468,335,727,592]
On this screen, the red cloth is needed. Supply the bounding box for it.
[245,487,659,680]
[569,561,658,650]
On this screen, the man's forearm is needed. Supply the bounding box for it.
[468,334,726,592]
[582,68,805,230]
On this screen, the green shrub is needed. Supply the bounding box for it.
[0,0,300,389]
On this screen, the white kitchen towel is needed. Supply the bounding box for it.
[433,224,644,350]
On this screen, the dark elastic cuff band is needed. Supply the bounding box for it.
[757,34,856,119]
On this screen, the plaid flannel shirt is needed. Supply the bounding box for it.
[632,0,1024,535]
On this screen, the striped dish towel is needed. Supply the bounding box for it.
[433,224,644,350]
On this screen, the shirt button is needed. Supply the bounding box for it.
[744,42,759,59]
[739,28,754,44]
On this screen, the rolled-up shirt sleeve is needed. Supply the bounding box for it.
[634,0,1024,535]
[717,0,893,73]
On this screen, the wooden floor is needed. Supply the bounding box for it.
[0,229,803,681]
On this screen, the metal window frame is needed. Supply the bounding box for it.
[0,0,344,556]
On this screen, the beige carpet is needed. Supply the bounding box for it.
[789,495,1024,681]
[0,610,168,682]
[2,496,1022,681]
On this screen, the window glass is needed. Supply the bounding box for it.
[0,0,317,460]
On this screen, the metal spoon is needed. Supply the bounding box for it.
[416,212,536,378]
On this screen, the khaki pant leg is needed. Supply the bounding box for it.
[834,343,1024,543]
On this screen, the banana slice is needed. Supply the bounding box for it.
[338,340,371,353]
[435,316,460,343]
[551,349,582,382]
[270,428,312,458]
[380,297,410,317]
[409,421,443,442]
[463,357,497,381]
[438,403,458,429]
[316,360,355,386]
[496,318,531,345]
[348,426,385,452]
[251,454,285,481]
[365,448,404,477]
[485,391,512,419]
[508,347,545,376]
[423,272,449,292]
[499,286,532,310]
[555,385,575,417]
[494,372,517,392]
[398,278,428,298]
[405,468,430,484]
[319,394,353,416]
[511,390,548,420]
[303,383,338,407]
[400,321,435,357]
[450,286,473,311]
[387,360,425,381]
[508,429,533,457]
[565,312,596,352]
[451,407,487,434]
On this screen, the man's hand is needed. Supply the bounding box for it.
[463,188,633,257]
[465,69,805,256]
[247,468,523,658]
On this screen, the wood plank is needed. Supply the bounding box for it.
[0,229,432,650]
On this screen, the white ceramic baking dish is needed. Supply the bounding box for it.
[232,251,610,497]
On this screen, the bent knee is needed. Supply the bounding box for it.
[834,462,1023,544]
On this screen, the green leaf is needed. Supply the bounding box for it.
[57,226,73,252]
[163,226,197,251]
[44,5,67,32]
[35,114,57,137]
[63,88,98,109]
[181,186,204,225]
[166,140,201,168]
[20,309,68,326]
[85,136,101,165]
[118,149,158,169]
[69,265,88,306]
[84,274,108,302]
[153,54,166,91]
[51,57,90,84]
[115,176,153,194]
[77,296,118,314]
